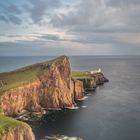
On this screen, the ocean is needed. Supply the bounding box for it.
[0,55,140,140]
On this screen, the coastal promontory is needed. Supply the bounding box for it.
[0,55,108,140]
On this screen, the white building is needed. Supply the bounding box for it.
[90,68,101,74]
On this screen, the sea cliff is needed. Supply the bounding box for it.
[0,56,73,116]
[0,55,108,140]
[0,116,35,140]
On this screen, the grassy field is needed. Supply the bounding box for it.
[71,71,93,79]
[0,116,29,136]
[0,56,67,95]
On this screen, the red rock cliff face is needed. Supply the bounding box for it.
[79,73,108,91]
[0,80,42,116]
[0,56,77,116]
[38,57,73,109]
[71,80,84,100]
[1,125,35,140]
[0,56,108,117]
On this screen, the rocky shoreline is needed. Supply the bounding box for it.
[42,135,83,140]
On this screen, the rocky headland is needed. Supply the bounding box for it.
[0,56,108,140]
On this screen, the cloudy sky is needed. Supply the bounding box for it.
[0,0,140,56]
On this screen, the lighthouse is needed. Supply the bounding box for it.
[90,68,102,74]
[98,68,101,73]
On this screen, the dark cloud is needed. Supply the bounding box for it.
[6,4,22,14]
[0,14,22,25]
[0,0,62,25]
[24,0,62,24]
[0,15,8,23]
[8,15,22,25]
[0,3,22,25]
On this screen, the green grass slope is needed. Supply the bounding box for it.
[0,56,67,95]
[0,116,29,137]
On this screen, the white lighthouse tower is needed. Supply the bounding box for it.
[98,68,101,73]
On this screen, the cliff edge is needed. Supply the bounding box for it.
[0,116,35,140]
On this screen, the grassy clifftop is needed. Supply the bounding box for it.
[0,56,68,95]
[0,116,29,136]
[72,71,92,79]
[71,71,102,80]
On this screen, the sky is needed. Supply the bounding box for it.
[0,0,140,56]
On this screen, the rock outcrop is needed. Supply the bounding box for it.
[43,135,83,140]
[78,73,108,91]
[71,79,84,100]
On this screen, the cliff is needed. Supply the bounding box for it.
[71,71,108,91]
[0,55,108,140]
[0,56,108,117]
[0,56,73,116]
[0,116,35,140]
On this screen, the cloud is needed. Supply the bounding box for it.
[8,15,22,25]
[0,31,140,56]
[0,2,22,25]
[106,0,140,7]
[0,33,61,43]
[50,0,140,33]
[0,0,140,55]
[0,0,62,25]
[1,37,139,56]
[0,15,8,23]
[39,34,60,41]
[1,0,140,32]
[6,4,22,14]
[0,38,82,56]
[23,0,62,24]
